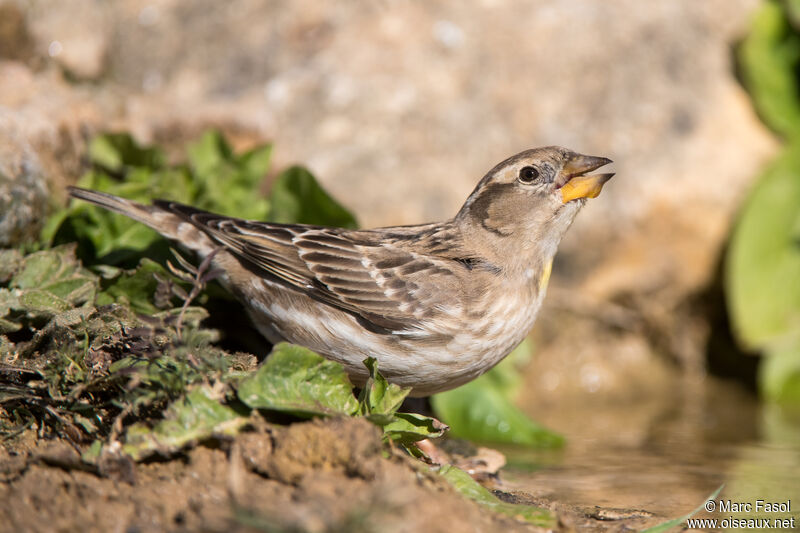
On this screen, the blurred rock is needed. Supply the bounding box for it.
[0,59,111,205]
[0,113,48,246]
[26,0,111,80]
[0,2,34,62]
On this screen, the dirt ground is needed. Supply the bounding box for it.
[0,416,664,533]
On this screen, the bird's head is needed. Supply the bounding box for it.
[456,146,613,260]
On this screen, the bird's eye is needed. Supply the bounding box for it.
[518,166,540,183]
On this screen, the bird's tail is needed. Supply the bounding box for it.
[67,187,217,254]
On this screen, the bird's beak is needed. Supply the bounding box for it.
[558,154,614,203]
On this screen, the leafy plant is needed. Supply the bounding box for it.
[0,244,234,441]
[439,464,556,527]
[358,356,448,448]
[104,344,446,461]
[237,343,360,417]
[43,130,353,266]
[729,0,800,404]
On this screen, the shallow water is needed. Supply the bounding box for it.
[499,378,800,530]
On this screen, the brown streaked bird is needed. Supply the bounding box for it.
[69,146,613,396]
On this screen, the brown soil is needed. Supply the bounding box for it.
[0,417,660,533]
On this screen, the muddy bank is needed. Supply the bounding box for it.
[0,416,667,532]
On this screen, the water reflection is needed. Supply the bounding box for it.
[499,378,800,529]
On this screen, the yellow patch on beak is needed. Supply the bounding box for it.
[560,173,614,203]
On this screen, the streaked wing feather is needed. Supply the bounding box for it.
[156,201,455,332]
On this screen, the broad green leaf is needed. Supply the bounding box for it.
[439,464,556,527]
[382,412,448,445]
[431,342,563,447]
[11,248,68,289]
[53,131,274,266]
[725,146,800,350]
[95,258,169,315]
[358,356,410,416]
[237,343,359,417]
[7,246,97,315]
[759,343,800,404]
[432,379,563,447]
[123,385,249,460]
[738,1,800,137]
[237,145,274,186]
[267,166,358,228]
[187,130,235,179]
[640,485,724,533]
[42,279,96,306]
[188,131,271,220]
[89,133,165,172]
[17,290,71,315]
[785,0,800,31]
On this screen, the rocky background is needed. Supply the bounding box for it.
[0,0,776,433]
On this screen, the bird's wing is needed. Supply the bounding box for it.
[157,201,463,333]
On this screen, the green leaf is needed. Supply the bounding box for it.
[237,343,359,417]
[17,289,71,315]
[267,166,358,228]
[123,385,249,460]
[188,131,271,220]
[738,1,800,137]
[95,258,169,315]
[358,357,410,416]
[6,246,97,316]
[89,133,165,172]
[47,131,291,271]
[81,440,103,464]
[356,357,447,445]
[759,343,800,404]
[439,464,556,527]
[382,412,448,445]
[43,279,96,306]
[187,130,235,179]
[11,248,68,290]
[640,485,724,533]
[725,146,800,350]
[431,343,563,447]
[787,0,800,30]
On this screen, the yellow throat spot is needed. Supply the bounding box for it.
[539,259,553,293]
